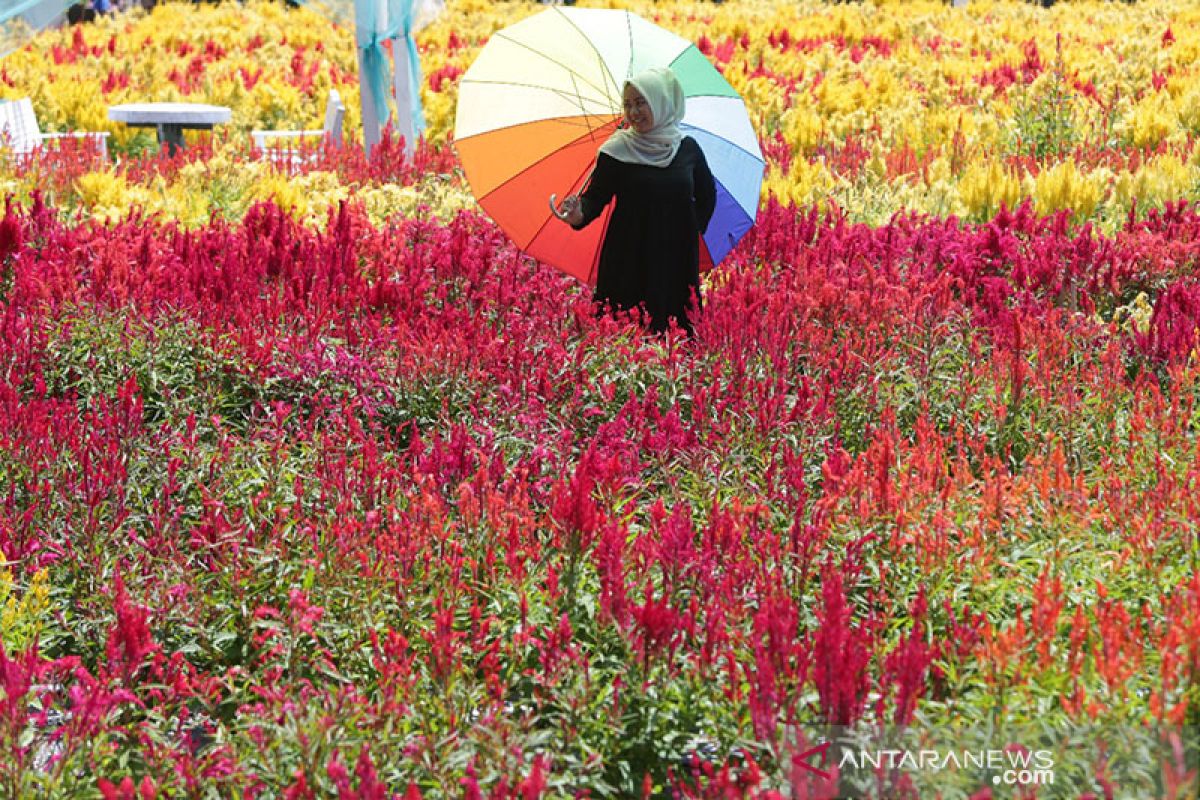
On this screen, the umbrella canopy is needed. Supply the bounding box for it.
[454,6,763,285]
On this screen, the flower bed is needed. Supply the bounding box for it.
[2,0,1200,228]
[0,0,1197,797]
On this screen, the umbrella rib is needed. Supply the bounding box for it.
[458,77,618,144]
[679,123,766,164]
[490,26,618,108]
[584,204,610,284]
[524,200,611,278]
[521,204,563,252]
[546,5,624,100]
[455,112,620,143]
[624,11,634,85]
[476,119,621,207]
[704,176,756,262]
[460,77,618,116]
[521,180,605,252]
[566,71,599,146]
[682,92,752,101]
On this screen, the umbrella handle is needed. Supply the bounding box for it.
[549,193,577,223]
[549,193,566,220]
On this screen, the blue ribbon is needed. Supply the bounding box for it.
[356,0,426,146]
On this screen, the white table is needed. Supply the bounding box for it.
[107,102,232,155]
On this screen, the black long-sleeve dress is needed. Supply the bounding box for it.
[572,136,717,334]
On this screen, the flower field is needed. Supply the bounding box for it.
[1,0,1199,797]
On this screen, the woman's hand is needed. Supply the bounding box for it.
[550,193,583,227]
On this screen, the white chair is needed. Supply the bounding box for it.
[252,89,346,164]
[0,98,109,161]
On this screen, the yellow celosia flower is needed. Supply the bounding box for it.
[358,176,475,226]
[1030,159,1105,221]
[1112,154,1195,211]
[778,157,835,209]
[0,0,1196,232]
[0,550,51,652]
[248,170,349,226]
[779,106,824,157]
[1178,88,1200,137]
[958,160,1022,222]
[76,171,156,223]
[1127,94,1182,150]
[1112,291,1154,335]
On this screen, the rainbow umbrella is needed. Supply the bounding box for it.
[454,6,763,285]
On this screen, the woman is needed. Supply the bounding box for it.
[551,67,716,335]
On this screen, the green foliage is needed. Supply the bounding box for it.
[1009,41,1078,162]
[41,310,257,426]
[108,130,161,161]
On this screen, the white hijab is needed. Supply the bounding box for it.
[599,67,685,168]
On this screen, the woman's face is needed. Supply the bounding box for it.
[622,84,654,134]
